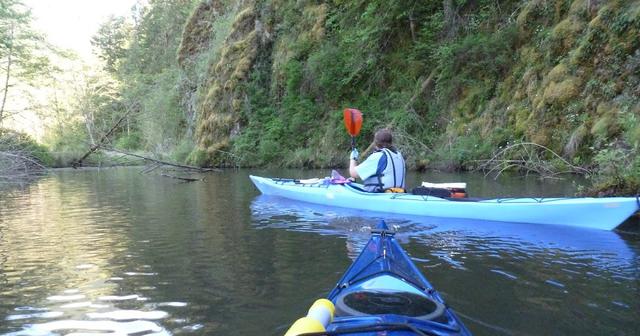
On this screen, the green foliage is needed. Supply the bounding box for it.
[48,0,639,195]
[0,128,53,166]
[593,147,627,183]
[433,135,484,171]
[587,146,640,196]
[44,120,88,153]
[91,16,132,74]
[185,147,208,167]
[623,112,640,148]
[84,0,199,162]
[433,26,517,105]
[184,4,238,84]
[40,65,131,168]
[114,131,142,150]
[43,119,108,168]
[224,0,531,169]
[131,67,185,152]
[232,124,263,167]
[121,0,197,77]
[170,136,195,163]
[0,0,58,124]
[0,0,52,79]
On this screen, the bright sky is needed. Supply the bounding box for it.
[24,0,139,60]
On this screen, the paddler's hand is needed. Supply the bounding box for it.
[350,149,359,161]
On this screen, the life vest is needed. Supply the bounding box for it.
[362,148,405,192]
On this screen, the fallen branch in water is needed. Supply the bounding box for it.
[100,146,219,172]
[140,163,162,174]
[473,142,590,179]
[72,113,128,168]
[159,173,203,182]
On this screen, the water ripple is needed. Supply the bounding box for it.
[98,294,144,301]
[4,320,170,336]
[5,311,64,321]
[490,269,518,280]
[86,310,169,320]
[1,169,638,336]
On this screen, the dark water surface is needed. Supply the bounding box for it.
[0,168,638,335]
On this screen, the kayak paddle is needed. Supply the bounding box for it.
[343,108,362,150]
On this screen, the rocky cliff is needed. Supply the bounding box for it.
[176,0,638,191]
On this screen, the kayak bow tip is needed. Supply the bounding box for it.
[376,220,389,231]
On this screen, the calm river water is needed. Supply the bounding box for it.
[0,167,638,335]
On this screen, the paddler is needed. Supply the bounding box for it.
[348,128,406,193]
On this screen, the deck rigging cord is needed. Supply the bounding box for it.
[297,322,436,336]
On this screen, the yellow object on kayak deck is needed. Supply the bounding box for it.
[284,299,335,336]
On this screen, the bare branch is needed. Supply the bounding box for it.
[100,146,219,172]
[473,142,591,179]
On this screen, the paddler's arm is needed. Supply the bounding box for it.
[349,149,360,179]
[349,158,359,179]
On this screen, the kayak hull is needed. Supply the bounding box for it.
[249,175,639,230]
[324,221,471,335]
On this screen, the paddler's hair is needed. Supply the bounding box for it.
[374,128,393,149]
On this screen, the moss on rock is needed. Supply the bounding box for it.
[177,0,224,67]
[191,4,260,166]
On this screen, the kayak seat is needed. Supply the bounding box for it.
[347,183,405,194]
[345,183,368,193]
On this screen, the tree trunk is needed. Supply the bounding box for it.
[408,11,416,43]
[443,0,459,40]
[73,113,128,167]
[0,24,14,126]
[84,113,96,145]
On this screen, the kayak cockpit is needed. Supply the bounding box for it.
[334,275,445,321]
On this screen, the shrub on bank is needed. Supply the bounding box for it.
[0,129,53,167]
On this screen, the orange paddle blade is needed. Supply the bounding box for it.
[343,108,363,137]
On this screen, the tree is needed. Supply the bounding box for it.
[0,0,53,126]
[91,15,132,74]
[71,68,122,146]
[40,63,126,156]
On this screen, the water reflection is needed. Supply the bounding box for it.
[0,168,638,336]
[1,169,216,335]
[251,195,637,265]
[0,169,355,335]
[250,194,640,335]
